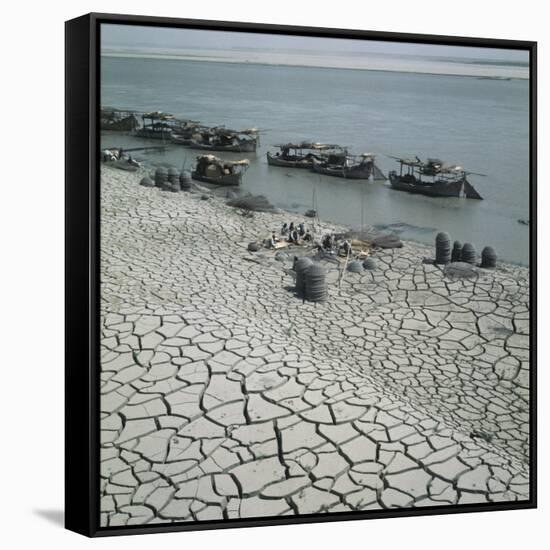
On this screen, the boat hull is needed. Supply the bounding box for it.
[312,161,372,180]
[134,129,173,140]
[171,134,193,145]
[389,172,467,198]
[100,115,138,132]
[188,140,257,153]
[104,160,140,172]
[266,152,312,168]
[191,171,242,186]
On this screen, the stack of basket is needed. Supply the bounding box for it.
[461,243,477,265]
[481,246,497,268]
[294,257,314,297]
[451,241,462,262]
[435,232,451,265]
[179,171,192,191]
[166,167,180,192]
[154,166,168,188]
[305,264,327,303]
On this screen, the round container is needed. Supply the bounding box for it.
[294,257,314,297]
[481,246,497,268]
[139,176,154,188]
[179,171,192,191]
[154,166,168,188]
[461,242,477,265]
[167,167,179,184]
[305,264,327,303]
[362,257,377,271]
[347,260,364,273]
[435,232,451,265]
[451,240,463,263]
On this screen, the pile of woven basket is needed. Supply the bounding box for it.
[140,167,193,192]
[293,258,328,303]
[435,231,497,269]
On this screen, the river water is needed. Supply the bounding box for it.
[101,54,530,264]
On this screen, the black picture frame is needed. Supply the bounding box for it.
[65,12,537,537]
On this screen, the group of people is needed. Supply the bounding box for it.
[265,221,313,249]
[281,221,312,244]
[321,232,353,256]
[264,222,353,256]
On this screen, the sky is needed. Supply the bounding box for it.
[101,24,529,63]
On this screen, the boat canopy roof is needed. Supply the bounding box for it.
[440,165,465,174]
[274,141,344,151]
[175,119,201,125]
[392,157,425,167]
[391,156,484,176]
[327,152,374,161]
[211,127,258,137]
[142,111,175,120]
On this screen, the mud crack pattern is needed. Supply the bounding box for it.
[100,167,530,527]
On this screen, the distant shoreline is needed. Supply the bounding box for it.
[100,52,528,81]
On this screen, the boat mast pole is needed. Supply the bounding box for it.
[361,180,365,233]
[314,178,320,223]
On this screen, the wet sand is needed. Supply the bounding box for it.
[99,165,530,526]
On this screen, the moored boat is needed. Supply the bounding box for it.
[170,120,204,145]
[104,159,140,172]
[267,142,344,168]
[312,152,380,180]
[388,157,484,199]
[191,155,250,186]
[100,108,139,131]
[189,139,257,153]
[187,127,259,153]
[101,147,141,171]
[134,111,175,140]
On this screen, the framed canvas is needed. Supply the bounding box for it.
[65,12,537,537]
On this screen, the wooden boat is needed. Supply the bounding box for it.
[170,133,192,145]
[101,148,141,171]
[170,120,204,145]
[312,153,379,180]
[100,108,138,131]
[191,155,249,186]
[104,159,140,172]
[189,139,257,153]
[388,157,484,199]
[172,124,223,146]
[134,111,175,140]
[267,142,344,168]
[187,127,259,153]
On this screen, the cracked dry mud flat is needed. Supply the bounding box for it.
[99,167,530,527]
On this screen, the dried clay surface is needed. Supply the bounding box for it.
[99,167,530,527]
